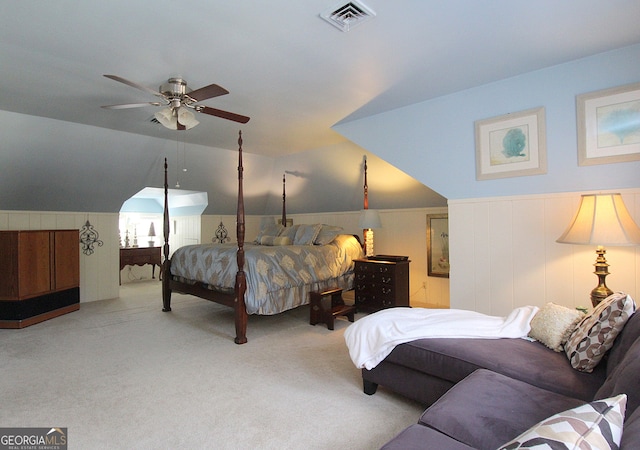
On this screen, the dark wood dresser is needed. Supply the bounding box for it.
[354,258,410,313]
[0,229,80,328]
[119,247,162,284]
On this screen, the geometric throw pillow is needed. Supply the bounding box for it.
[564,292,636,372]
[497,394,627,450]
[528,302,583,352]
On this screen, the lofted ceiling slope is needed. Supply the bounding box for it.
[1,1,640,215]
[1,1,639,156]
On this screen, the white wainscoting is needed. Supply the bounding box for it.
[0,210,120,302]
[449,189,640,315]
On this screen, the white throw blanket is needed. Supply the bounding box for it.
[344,306,539,370]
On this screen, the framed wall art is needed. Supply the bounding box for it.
[475,107,546,180]
[427,214,449,278]
[577,82,640,166]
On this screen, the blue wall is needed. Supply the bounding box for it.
[335,44,640,199]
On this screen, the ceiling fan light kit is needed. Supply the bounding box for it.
[102,74,249,130]
[177,107,199,129]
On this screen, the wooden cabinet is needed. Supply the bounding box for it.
[0,230,80,328]
[354,258,410,313]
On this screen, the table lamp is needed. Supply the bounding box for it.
[148,222,156,247]
[556,193,640,307]
[359,209,382,257]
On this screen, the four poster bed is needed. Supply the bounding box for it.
[161,131,364,344]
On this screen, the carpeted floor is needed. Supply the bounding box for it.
[0,281,423,449]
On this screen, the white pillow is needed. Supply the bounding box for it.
[528,302,583,352]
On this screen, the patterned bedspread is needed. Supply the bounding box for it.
[170,234,364,315]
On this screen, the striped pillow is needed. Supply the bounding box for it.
[564,292,636,372]
[498,394,627,450]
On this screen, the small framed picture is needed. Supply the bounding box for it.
[577,82,640,166]
[475,107,546,180]
[427,214,449,278]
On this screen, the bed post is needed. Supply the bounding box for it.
[234,131,248,344]
[162,157,172,312]
[363,156,369,210]
[281,173,287,226]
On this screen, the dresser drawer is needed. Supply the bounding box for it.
[354,259,410,313]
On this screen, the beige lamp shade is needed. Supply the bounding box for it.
[556,193,640,246]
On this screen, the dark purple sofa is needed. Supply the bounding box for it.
[365,310,640,449]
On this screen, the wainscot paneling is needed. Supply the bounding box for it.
[449,189,640,315]
[0,210,119,302]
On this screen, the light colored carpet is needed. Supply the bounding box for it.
[0,281,423,449]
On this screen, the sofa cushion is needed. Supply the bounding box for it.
[596,337,640,418]
[385,337,605,401]
[419,369,584,450]
[380,424,475,450]
[606,310,640,377]
[527,302,582,352]
[622,404,640,449]
[565,292,635,372]
[497,394,626,450]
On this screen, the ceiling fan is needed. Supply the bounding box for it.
[101,74,250,130]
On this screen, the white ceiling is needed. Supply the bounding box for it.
[2,0,640,157]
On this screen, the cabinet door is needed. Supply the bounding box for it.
[53,230,80,291]
[18,231,51,298]
[0,232,19,299]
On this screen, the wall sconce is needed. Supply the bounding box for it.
[556,193,640,306]
[359,209,382,257]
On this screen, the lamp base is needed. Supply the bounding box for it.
[363,229,374,257]
[590,246,613,307]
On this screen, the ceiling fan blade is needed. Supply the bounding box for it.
[101,102,162,109]
[187,83,229,102]
[197,106,250,124]
[103,74,163,98]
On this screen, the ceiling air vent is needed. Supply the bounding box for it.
[320,1,376,32]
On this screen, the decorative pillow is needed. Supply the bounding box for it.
[498,394,627,450]
[528,303,583,352]
[564,292,636,372]
[314,225,343,245]
[254,223,283,243]
[279,224,299,241]
[260,235,291,246]
[293,224,322,245]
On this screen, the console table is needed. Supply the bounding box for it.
[119,247,162,284]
